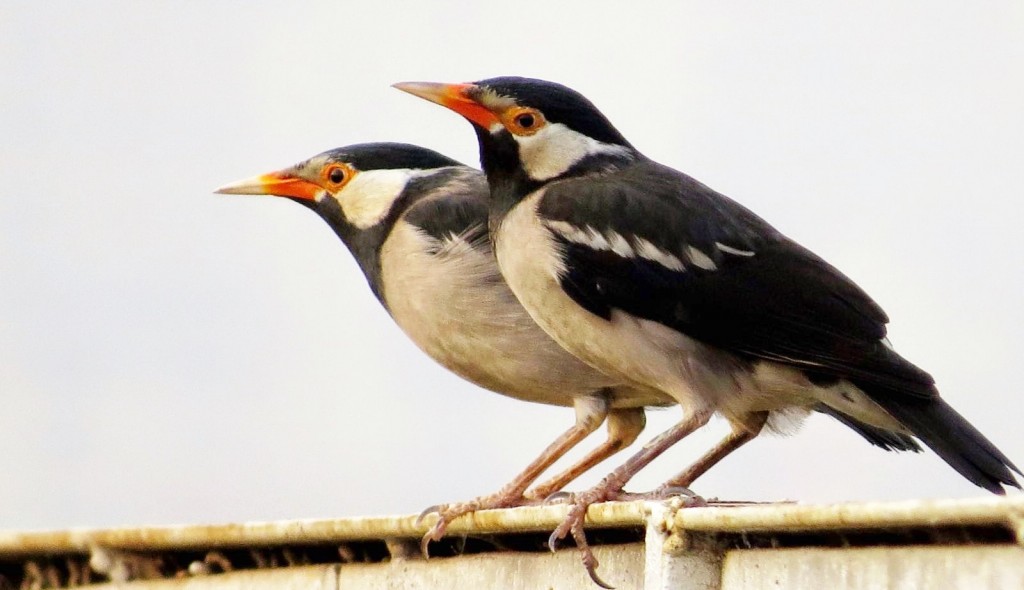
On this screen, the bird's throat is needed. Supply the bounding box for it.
[478,129,542,227]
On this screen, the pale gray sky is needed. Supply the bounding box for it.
[1,2,1022,530]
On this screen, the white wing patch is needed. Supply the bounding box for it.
[544,220,589,244]
[686,246,718,271]
[606,231,634,258]
[715,242,756,257]
[545,220,733,274]
[544,220,686,272]
[582,225,612,251]
[634,238,685,271]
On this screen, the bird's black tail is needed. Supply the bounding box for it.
[814,403,922,452]
[869,393,1020,494]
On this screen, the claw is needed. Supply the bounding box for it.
[417,505,451,559]
[544,490,574,504]
[549,502,615,589]
[416,490,531,559]
[616,486,707,504]
[419,532,433,560]
[583,550,614,589]
[660,485,698,498]
[417,504,446,559]
[548,500,581,553]
[547,528,563,553]
[546,477,633,587]
[416,504,443,526]
[681,495,709,508]
[419,508,458,559]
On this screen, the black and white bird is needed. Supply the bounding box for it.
[215,142,672,544]
[396,77,1020,581]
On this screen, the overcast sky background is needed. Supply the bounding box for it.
[1,2,1022,531]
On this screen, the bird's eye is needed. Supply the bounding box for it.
[503,107,545,136]
[515,113,535,128]
[327,166,346,184]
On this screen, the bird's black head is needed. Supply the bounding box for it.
[324,142,465,173]
[216,142,465,236]
[394,77,638,214]
[472,77,633,149]
[215,142,471,299]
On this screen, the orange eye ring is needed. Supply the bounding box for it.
[321,163,355,189]
[501,106,546,136]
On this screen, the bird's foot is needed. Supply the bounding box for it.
[615,485,708,506]
[547,483,624,589]
[418,490,529,556]
[530,489,575,504]
[544,485,707,506]
[545,484,707,588]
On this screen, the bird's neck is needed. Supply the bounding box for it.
[480,134,639,230]
[477,130,542,227]
[307,199,390,305]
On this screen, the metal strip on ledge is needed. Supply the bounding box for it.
[1,496,1021,554]
[0,501,651,555]
[0,497,1022,589]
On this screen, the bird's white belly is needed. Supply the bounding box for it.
[380,220,643,407]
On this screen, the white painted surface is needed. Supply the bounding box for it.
[722,546,1024,590]
[76,545,1024,590]
[90,566,338,590]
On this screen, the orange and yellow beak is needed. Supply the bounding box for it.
[392,81,500,130]
[214,171,321,201]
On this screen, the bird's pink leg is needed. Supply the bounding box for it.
[657,412,768,490]
[419,393,611,554]
[549,408,713,589]
[526,407,646,501]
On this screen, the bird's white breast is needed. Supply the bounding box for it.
[380,218,648,407]
[493,191,711,411]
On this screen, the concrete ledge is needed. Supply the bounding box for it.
[0,497,1021,588]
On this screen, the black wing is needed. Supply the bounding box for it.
[537,159,935,396]
[402,168,491,250]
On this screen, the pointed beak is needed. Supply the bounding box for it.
[392,81,501,130]
[214,171,321,201]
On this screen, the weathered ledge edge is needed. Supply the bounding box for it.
[1,496,1021,556]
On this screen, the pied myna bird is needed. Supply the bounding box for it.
[215,142,674,546]
[396,78,1020,584]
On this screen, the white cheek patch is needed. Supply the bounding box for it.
[514,123,632,181]
[335,169,417,229]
